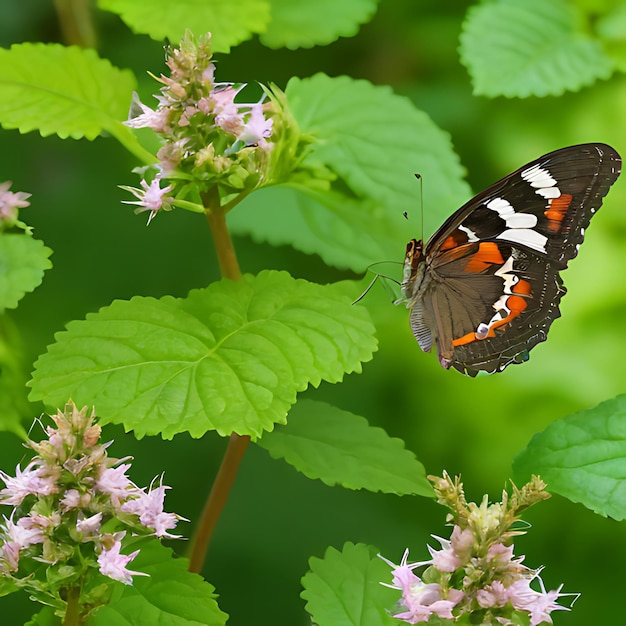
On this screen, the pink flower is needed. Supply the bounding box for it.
[124,94,170,133]
[3,516,46,548]
[380,550,464,623]
[97,533,147,585]
[237,101,273,148]
[121,178,173,224]
[121,482,185,538]
[507,576,570,626]
[0,461,57,506]
[76,512,103,535]
[427,535,462,573]
[96,463,139,507]
[0,181,31,221]
[477,580,509,608]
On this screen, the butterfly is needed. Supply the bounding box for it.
[398,143,622,376]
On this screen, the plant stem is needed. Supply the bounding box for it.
[53,0,97,48]
[187,189,247,573]
[62,586,81,626]
[188,433,251,573]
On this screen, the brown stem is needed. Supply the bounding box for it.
[62,586,81,626]
[188,188,248,573]
[53,0,97,48]
[188,433,250,573]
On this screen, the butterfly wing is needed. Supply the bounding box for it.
[416,143,621,375]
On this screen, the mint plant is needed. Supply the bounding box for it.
[0,0,625,625]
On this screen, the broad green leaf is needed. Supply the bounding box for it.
[230,73,470,272]
[301,543,398,626]
[459,0,614,97]
[0,234,52,311]
[513,395,626,520]
[258,399,433,496]
[29,271,377,439]
[261,0,378,49]
[0,43,136,140]
[98,0,270,53]
[89,541,228,626]
[597,4,626,72]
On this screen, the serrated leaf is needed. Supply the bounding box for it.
[89,541,228,626]
[230,73,470,272]
[258,399,433,496]
[459,0,614,97]
[301,543,398,626]
[0,234,52,311]
[98,0,270,53]
[0,43,136,140]
[261,0,378,49]
[513,395,626,520]
[29,271,377,439]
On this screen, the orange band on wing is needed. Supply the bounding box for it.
[440,230,469,251]
[452,278,532,347]
[463,242,505,273]
[544,193,573,232]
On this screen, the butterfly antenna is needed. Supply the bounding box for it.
[414,173,424,240]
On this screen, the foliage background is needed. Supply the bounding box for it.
[1,0,625,624]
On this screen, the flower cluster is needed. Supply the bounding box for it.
[0,402,185,599]
[0,181,31,228]
[380,473,574,625]
[122,31,306,222]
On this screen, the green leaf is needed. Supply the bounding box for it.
[258,399,433,496]
[88,541,228,626]
[301,543,398,626]
[597,4,626,72]
[459,0,614,97]
[513,395,626,520]
[0,43,136,140]
[98,0,271,53]
[261,0,378,49]
[0,234,52,311]
[25,607,61,626]
[28,271,377,439]
[230,73,470,272]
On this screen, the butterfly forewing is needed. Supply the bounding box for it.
[403,143,622,375]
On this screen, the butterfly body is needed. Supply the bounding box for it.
[400,143,622,376]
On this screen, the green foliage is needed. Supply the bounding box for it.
[459,0,615,97]
[28,271,377,439]
[98,0,271,53]
[301,542,398,626]
[88,541,228,625]
[513,395,626,520]
[229,73,470,272]
[0,43,136,140]
[258,399,433,496]
[0,234,52,311]
[260,0,379,49]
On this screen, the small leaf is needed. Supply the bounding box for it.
[301,543,398,626]
[0,234,52,311]
[25,607,61,626]
[230,73,470,272]
[0,43,136,139]
[29,271,377,439]
[258,399,433,496]
[99,0,271,53]
[459,0,614,97]
[261,0,378,49]
[513,395,626,520]
[89,541,228,626]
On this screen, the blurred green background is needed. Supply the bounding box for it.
[2,1,626,624]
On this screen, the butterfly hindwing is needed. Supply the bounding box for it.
[401,143,622,375]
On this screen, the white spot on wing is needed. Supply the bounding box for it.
[521,164,556,188]
[486,197,538,229]
[458,224,479,242]
[497,228,548,253]
[537,186,561,199]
